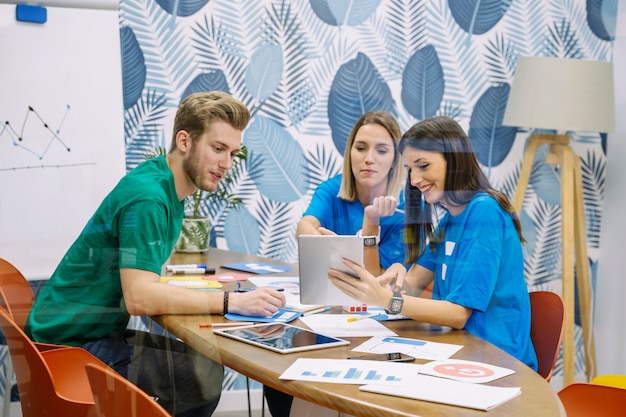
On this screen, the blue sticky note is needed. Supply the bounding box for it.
[16,5,47,24]
[382,337,427,346]
[222,262,291,274]
[224,308,302,323]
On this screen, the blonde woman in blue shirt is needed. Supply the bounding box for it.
[265,111,406,417]
[297,111,406,275]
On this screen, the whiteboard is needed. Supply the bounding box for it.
[0,1,118,10]
[0,4,126,279]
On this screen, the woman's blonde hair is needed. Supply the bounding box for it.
[338,111,404,201]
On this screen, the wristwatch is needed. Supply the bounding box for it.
[356,227,380,247]
[385,291,404,314]
[362,236,379,247]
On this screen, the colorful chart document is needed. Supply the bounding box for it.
[419,359,515,383]
[279,358,421,385]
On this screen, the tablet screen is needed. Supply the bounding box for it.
[213,323,350,353]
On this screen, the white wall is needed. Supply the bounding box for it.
[596,0,626,375]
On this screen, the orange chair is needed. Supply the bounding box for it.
[0,307,111,417]
[85,363,170,417]
[0,258,35,330]
[558,382,626,417]
[0,258,37,416]
[529,290,565,381]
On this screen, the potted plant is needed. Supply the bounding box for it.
[144,146,247,252]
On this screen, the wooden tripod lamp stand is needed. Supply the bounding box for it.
[503,57,615,386]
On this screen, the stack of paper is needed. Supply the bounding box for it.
[359,375,521,411]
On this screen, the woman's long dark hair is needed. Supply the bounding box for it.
[399,116,524,264]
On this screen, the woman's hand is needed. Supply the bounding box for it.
[376,263,408,291]
[295,216,337,236]
[363,196,398,224]
[317,226,336,235]
[327,259,392,307]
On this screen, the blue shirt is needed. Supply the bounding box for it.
[303,175,405,269]
[417,194,538,370]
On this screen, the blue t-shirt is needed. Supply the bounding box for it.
[417,194,538,371]
[303,175,405,269]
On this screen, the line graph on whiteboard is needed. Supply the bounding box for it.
[0,104,95,171]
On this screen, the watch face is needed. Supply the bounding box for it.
[363,237,377,247]
[390,298,403,314]
[388,291,403,314]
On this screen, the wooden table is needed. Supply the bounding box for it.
[155,248,565,417]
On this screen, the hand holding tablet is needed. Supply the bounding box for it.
[298,235,364,306]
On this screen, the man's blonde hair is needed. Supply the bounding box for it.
[169,91,250,151]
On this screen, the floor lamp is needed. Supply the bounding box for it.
[502,57,615,385]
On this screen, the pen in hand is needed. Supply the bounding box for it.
[302,306,330,316]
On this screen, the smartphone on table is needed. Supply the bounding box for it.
[347,352,415,362]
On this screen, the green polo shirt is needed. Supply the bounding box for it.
[26,156,184,346]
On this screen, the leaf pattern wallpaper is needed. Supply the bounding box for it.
[119,0,617,390]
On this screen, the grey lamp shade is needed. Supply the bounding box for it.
[503,56,615,133]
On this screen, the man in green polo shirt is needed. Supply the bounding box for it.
[26,91,286,417]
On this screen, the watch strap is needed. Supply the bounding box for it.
[356,227,381,247]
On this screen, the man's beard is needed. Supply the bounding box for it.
[182,151,217,193]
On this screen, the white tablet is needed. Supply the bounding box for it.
[298,235,364,305]
[213,323,350,353]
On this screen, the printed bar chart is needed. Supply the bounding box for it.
[284,359,415,385]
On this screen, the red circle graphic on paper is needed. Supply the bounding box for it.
[432,363,495,378]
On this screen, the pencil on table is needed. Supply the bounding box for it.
[346,313,382,322]
[199,322,254,328]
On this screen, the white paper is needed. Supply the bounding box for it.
[246,276,325,312]
[280,358,421,385]
[352,336,463,361]
[360,375,521,411]
[246,275,301,293]
[300,314,397,337]
[419,359,515,383]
